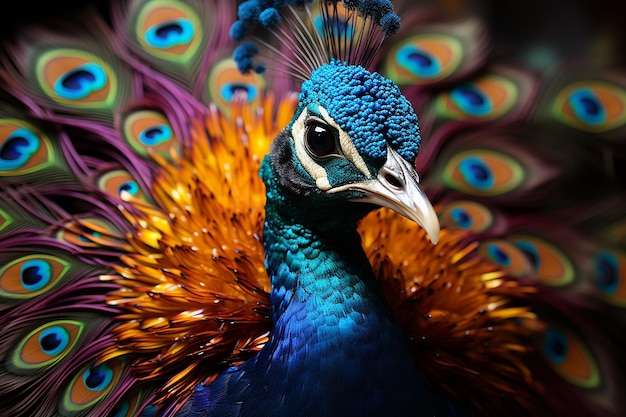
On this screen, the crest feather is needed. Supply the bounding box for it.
[231,0,401,80]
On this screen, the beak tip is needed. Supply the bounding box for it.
[423,208,440,245]
[427,225,440,245]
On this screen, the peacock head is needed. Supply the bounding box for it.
[263,60,439,243]
[232,0,439,241]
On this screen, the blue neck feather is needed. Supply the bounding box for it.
[177,160,465,416]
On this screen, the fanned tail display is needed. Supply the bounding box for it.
[0,1,624,416]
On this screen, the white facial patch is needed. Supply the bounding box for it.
[291,105,372,192]
[292,109,332,190]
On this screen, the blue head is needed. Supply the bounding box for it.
[296,60,421,163]
[231,0,438,239]
[262,61,439,241]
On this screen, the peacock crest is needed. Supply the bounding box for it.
[0,0,624,416]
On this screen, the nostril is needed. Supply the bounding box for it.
[382,170,403,189]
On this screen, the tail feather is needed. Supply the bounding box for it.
[0,1,624,416]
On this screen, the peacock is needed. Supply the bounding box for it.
[0,0,624,416]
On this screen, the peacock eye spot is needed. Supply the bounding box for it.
[305,121,338,158]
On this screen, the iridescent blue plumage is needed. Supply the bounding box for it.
[178,134,456,415]
[297,61,421,162]
[171,5,451,411]
[1,0,625,416]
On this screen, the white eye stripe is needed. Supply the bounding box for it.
[292,109,332,191]
[291,105,373,192]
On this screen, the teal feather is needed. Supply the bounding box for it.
[0,1,625,416]
[534,66,626,147]
[180,153,460,416]
[0,16,134,123]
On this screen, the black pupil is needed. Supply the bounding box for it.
[493,247,509,264]
[1,137,29,160]
[550,335,566,357]
[581,97,600,116]
[470,163,490,181]
[408,51,433,68]
[458,86,485,106]
[85,366,107,389]
[145,127,163,139]
[22,266,43,285]
[229,84,250,96]
[596,257,616,288]
[62,69,95,90]
[156,23,183,39]
[306,123,335,157]
[41,332,62,353]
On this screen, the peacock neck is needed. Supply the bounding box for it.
[182,160,462,417]
[257,204,424,415]
[263,205,376,314]
[260,159,392,334]
[232,165,445,415]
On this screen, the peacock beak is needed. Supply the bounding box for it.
[327,145,440,244]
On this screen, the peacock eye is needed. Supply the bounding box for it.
[304,121,339,158]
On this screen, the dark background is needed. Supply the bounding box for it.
[1,0,625,69]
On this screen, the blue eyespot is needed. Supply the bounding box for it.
[0,128,41,171]
[118,181,140,197]
[594,250,619,295]
[39,326,71,357]
[458,156,494,190]
[396,44,441,79]
[138,124,173,146]
[515,240,540,270]
[569,88,605,125]
[54,63,108,100]
[83,363,114,391]
[543,327,568,365]
[450,83,491,116]
[145,19,194,49]
[486,243,510,267]
[20,259,52,292]
[449,207,472,229]
[220,83,258,102]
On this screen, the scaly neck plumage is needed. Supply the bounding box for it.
[180,160,460,416]
[211,162,452,416]
[253,200,427,416]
